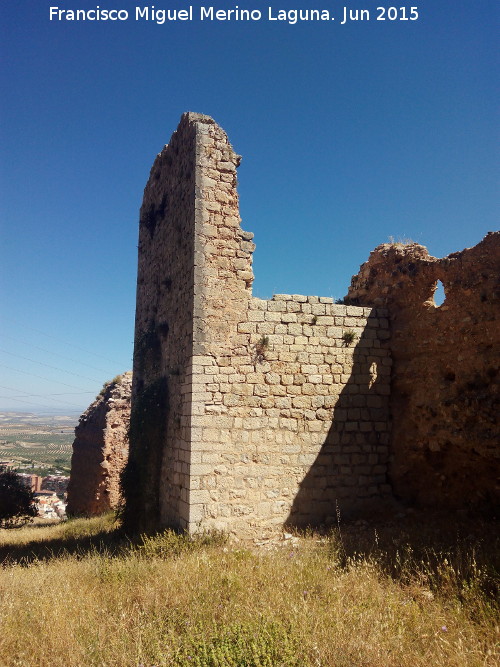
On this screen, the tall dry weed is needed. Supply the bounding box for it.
[0,515,498,666]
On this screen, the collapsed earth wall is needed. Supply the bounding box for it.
[67,372,132,516]
[347,234,500,511]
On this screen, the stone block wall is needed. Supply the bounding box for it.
[128,113,199,530]
[126,113,393,537]
[347,233,500,511]
[189,296,391,535]
[127,113,255,531]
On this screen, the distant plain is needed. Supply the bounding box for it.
[0,412,76,475]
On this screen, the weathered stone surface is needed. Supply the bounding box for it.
[126,113,392,538]
[347,233,500,510]
[125,114,498,537]
[66,372,132,516]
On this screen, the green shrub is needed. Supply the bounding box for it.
[341,330,357,346]
[0,469,37,528]
[174,620,301,666]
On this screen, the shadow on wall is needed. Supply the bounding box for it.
[285,313,391,528]
[345,233,500,511]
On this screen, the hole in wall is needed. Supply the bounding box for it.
[433,280,446,307]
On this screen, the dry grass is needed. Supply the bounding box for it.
[0,513,498,666]
[387,236,417,247]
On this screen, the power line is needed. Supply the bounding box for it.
[33,392,94,396]
[0,391,85,412]
[1,315,127,366]
[1,333,113,375]
[0,349,102,384]
[0,363,97,393]
[0,394,81,411]
[0,385,93,397]
[0,385,92,409]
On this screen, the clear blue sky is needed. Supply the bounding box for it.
[0,1,498,413]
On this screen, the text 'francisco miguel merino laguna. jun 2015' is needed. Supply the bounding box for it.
[49,5,420,25]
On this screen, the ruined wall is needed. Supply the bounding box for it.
[347,233,500,511]
[67,372,131,516]
[127,113,200,530]
[127,113,393,537]
[127,113,254,531]
[190,296,392,536]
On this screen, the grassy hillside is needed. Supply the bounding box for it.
[0,514,498,666]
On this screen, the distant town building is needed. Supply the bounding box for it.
[42,475,69,494]
[18,473,43,493]
[34,490,67,519]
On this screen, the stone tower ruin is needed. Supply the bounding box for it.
[124,113,392,536]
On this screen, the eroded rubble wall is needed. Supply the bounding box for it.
[127,113,393,537]
[66,372,132,516]
[347,233,500,510]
